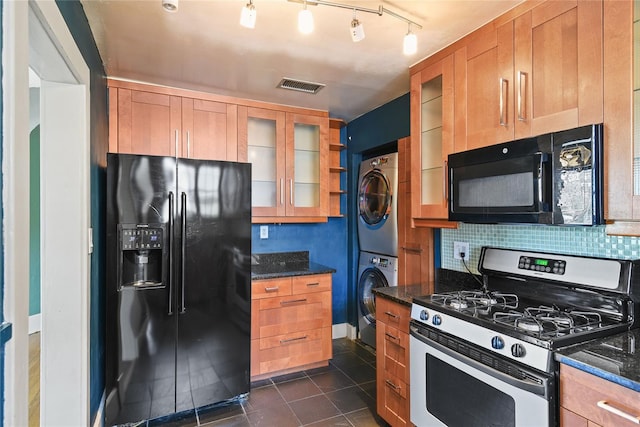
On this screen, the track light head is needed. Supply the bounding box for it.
[298,2,314,34]
[240,1,257,29]
[403,24,417,55]
[162,0,178,13]
[350,17,365,42]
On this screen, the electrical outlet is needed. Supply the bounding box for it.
[259,225,269,239]
[453,241,469,260]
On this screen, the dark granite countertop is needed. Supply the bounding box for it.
[373,268,483,306]
[251,251,335,280]
[555,329,640,393]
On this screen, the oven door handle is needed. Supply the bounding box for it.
[410,326,550,398]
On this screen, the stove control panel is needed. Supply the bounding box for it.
[518,256,566,275]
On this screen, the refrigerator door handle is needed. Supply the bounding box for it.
[168,191,175,315]
[180,192,187,314]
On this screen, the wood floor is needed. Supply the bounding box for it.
[29,332,40,427]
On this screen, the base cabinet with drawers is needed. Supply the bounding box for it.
[250,274,332,379]
[560,364,640,427]
[376,297,411,427]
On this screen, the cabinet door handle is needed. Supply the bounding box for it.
[402,246,423,253]
[264,286,280,292]
[280,178,284,206]
[385,311,399,319]
[443,160,448,201]
[174,129,179,158]
[280,335,308,344]
[517,71,527,122]
[385,332,400,343]
[306,282,320,287]
[290,179,294,206]
[597,400,640,424]
[186,130,191,158]
[281,298,307,305]
[385,379,401,393]
[499,77,508,127]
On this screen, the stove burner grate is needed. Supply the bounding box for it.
[431,290,519,312]
[493,306,602,337]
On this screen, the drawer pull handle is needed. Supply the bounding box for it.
[306,282,320,287]
[597,400,640,424]
[280,335,308,344]
[264,286,280,292]
[281,298,307,305]
[385,311,399,319]
[401,246,422,253]
[385,333,400,343]
[385,379,401,393]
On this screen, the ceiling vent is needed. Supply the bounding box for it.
[277,78,325,94]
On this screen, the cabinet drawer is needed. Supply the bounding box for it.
[254,291,331,337]
[252,278,292,299]
[377,297,411,334]
[378,371,410,427]
[379,323,410,384]
[252,326,332,375]
[560,365,640,426]
[292,274,332,295]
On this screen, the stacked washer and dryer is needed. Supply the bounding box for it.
[357,153,399,348]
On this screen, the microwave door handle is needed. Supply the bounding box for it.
[537,153,550,211]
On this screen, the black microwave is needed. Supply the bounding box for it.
[448,124,604,225]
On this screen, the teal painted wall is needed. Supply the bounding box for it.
[29,125,40,316]
[54,1,108,423]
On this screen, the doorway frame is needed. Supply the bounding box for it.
[3,0,91,425]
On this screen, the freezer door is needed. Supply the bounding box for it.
[176,158,252,411]
[105,154,179,425]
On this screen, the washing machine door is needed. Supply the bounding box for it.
[358,170,392,227]
[358,267,389,324]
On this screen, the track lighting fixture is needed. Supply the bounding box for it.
[240,0,257,29]
[350,10,365,42]
[403,23,417,55]
[298,1,314,34]
[162,0,178,13]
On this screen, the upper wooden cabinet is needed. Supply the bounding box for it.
[238,106,330,222]
[603,0,640,230]
[108,82,238,161]
[453,0,603,150]
[410,54,455,223]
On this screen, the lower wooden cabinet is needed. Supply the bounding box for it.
[560,364,640,427]
[376,297,411,427]
[250,274,332,379]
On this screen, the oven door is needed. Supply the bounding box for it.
[410,323,555,427]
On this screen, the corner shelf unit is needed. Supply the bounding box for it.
[329,119,347,217]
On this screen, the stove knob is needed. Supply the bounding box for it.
[491,336,505,350]
[432,315,442,326]
[420,310,429,321]
[511,343,526,358]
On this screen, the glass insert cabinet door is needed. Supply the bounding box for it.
[286,113,329,217]
[410,54,454,220]
[242,107,286,217]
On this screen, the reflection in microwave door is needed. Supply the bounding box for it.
[557,169,592,224]
[559,145,591,171]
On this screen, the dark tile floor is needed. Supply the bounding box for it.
[153,338,390,427]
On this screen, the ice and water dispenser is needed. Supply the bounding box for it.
[118,224,166,289]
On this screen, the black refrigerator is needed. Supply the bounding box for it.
[105,153,251,425]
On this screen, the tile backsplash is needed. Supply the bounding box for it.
[441,224,640,274]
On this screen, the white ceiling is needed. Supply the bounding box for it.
[80,0,524,122]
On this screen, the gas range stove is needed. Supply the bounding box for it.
[411,247,640,373]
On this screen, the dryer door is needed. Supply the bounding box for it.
[358,170,392,227]
[358,267,389,324]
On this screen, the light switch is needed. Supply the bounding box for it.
[260,225,269,239]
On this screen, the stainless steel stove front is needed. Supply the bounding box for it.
[410,320,555,427]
